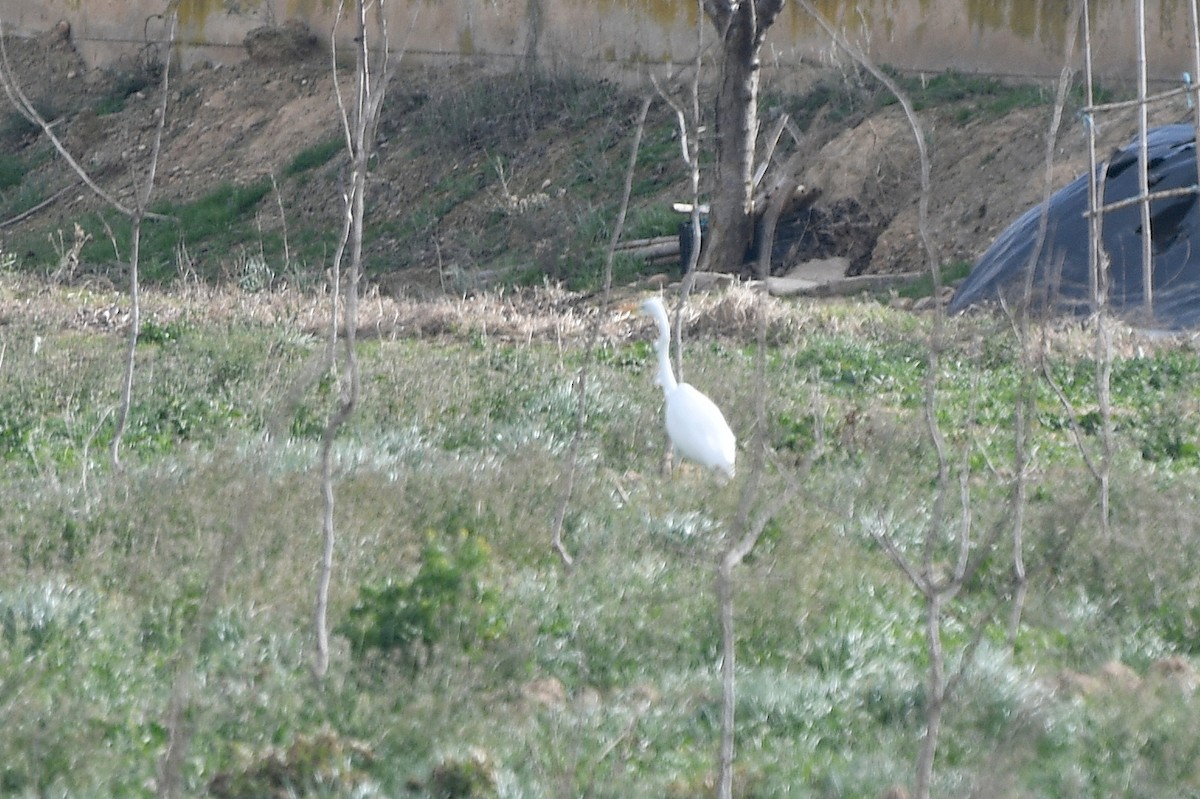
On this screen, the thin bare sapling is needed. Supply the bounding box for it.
[0,15,176,468]
[550,94,653,567]
[313,0,392,679]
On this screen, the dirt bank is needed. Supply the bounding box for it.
[0,22,1188,299]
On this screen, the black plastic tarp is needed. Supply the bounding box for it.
[948,123,1200,328]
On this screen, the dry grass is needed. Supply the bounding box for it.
[9,265,1199,363]
[0,271,846,345]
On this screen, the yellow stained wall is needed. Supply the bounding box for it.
[2,0,1195,84]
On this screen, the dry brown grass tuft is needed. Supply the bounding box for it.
[11,268,1197,358]
[1,272,836,346]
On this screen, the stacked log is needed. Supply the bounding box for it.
[614,234,680,268]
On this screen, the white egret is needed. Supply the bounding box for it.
[638,296,736,479]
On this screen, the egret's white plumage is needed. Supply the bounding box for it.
[639,297,736,479]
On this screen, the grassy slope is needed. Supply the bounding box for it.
[0,66,1083,293]
[3,280,1200,797]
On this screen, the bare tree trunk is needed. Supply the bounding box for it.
[111,214,142,468]
[653,48,706,384]
[715,554,740,799]
[313,0,390,679]
[113,23,173,464]
[700,0,783,274]
[717,481,797,799]
[704,1,757,274]
[912,592,945,798]
[796,9,941,799]
[714,137,814,799]
[716,458,805,799]
[1006,370,1030,646]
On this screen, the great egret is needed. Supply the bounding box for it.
[638,296,736,479]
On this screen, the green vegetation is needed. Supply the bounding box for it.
[286,138,344,176]
[0,102,52,148]
[0,152,27,190]
[61,180,279,283]
[0,55,1191,797]
[773,67,1121,132]
[890,259,975,300]
[339,528,507,668]
[3,291,1200,796]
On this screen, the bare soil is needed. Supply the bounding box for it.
[0,21,1189,303]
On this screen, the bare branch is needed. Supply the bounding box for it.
[649,67,706,389]
[0,22,172,224]
[792,3,1093,795]
[550,95,653,568]
[716,154,812,797]
[0,185,70,229]
[870,527,927,592]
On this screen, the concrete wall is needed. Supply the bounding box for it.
[1,0,1195,86]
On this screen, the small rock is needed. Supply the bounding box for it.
[690,271,734,291]
[766,275,819,297]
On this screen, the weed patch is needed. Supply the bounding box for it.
[339,528,507,671]
[76,180,276,282]
[285,138,343,175]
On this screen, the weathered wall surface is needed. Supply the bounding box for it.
[0,0,1194,85]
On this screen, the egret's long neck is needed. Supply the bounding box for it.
[650,306,678,392]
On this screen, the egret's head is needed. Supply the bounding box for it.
[638,296,666,318]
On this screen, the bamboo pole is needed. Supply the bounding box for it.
[1136,0,1153,319]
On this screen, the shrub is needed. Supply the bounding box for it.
[338,528,507,670]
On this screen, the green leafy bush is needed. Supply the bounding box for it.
[338,529,507,670]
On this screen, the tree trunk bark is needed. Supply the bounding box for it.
[701,0,783,274]
[914,591,945,799]
[704,0,758,273]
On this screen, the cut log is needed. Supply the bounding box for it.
[615,239,681,261]
[615,235,679,251]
